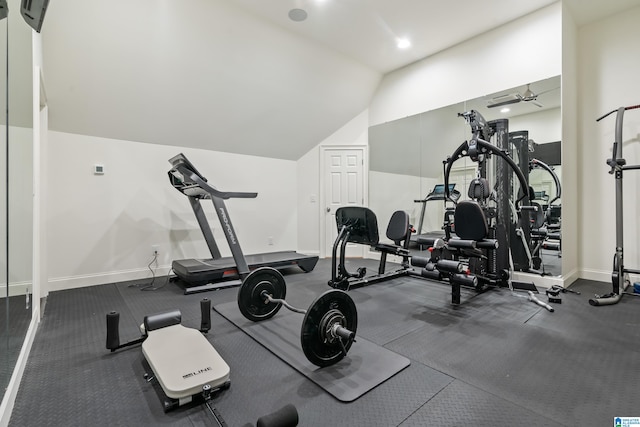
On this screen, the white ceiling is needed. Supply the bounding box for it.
[231,0,559,74]
[40,0,640,161]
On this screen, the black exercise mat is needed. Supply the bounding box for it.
[214,300,411,402]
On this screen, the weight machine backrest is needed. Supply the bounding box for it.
[335,206,380,245]
[386,210,411,246]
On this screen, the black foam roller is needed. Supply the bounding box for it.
[411,256,429,268]
[452,273,478,287]
[200,298,211,332]
[106,311,120,351]
[256,404,299,427]
[436,259,464,273]
[420,269,442,281]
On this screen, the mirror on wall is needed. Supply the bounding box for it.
[369,75,561,277]
[0,8,9,403]
[1,0,34,404]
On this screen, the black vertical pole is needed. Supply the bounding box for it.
[613,107,625,294]
[509,131,531,271]
[490,119,511,278]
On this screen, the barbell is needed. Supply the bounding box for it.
[237,267,357,367]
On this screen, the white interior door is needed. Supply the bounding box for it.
[322,147,365,258]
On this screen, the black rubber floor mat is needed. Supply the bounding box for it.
[214,300,411,402]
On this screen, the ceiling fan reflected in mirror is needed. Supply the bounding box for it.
[487,83,559,109]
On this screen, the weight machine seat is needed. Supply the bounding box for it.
[142,324,230,400]
[374,210,411,255]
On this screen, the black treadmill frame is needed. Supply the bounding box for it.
[168,153,318,294]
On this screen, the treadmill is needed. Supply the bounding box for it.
[410,183,461,247]
[168,153,319,294]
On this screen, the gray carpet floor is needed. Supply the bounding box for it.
[8,258,640,426]
[1,294,32,398]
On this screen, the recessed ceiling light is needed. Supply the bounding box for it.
[500,107,510,113]
[397,38,411,49]
[288,8,307,22]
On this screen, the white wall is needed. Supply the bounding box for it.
[577,5,640,282]
[297,110,369,255]
[510,107,561,144]
[297,3,563,261]
[560,3,579,283]
[0,125,33,297]
[46,132,298,291]
[42,0,381,162]
[369,3,562,126]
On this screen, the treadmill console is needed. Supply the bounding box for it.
[426,184,461,202]
[168,153,211,199]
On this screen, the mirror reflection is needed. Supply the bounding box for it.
[0,8,8,402]
[369,75,561,277]
[1,0,34,403]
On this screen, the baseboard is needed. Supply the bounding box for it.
[579,267,640,287]
[0,307,39,427]
[0,282,32,298]
[579,268,612,284]
[47,266,174,293]
[512,271,564,289]
[562,267,580,287]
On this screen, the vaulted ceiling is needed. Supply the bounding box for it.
[40,0,639,160]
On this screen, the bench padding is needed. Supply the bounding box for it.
[142,324,230,399]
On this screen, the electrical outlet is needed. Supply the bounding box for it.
[268,237,274,246]
[152,245,159,256]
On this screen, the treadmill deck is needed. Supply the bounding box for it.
[172,250,318,287]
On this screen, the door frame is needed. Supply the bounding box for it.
[319,145,368,259]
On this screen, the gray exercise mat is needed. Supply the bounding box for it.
[214,300,410,402]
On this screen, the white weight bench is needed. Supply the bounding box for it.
[140,309,231,411]
[106,302,298,426]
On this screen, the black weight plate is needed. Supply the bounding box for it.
[237,267,286,322]
[300,289,357,367]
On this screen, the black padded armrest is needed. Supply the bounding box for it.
[144,310,182,332]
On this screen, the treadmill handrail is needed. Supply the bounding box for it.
[172,163,258,200]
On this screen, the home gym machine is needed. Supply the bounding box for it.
[328,206,478,304]
[507,131,562,275]
[168,153,318,294]
[528,157,562,269]
[438,110,539,293]
[237,267,358,367]
[106,300,299,426]
[328,207,414,290]
[589,104,640,306]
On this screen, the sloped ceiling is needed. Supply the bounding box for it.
[39,0,639,161]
